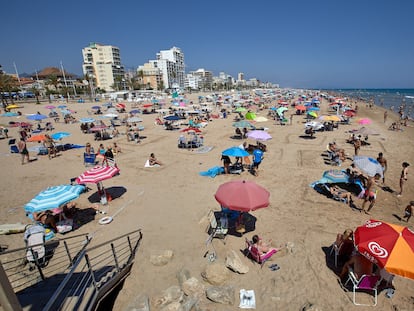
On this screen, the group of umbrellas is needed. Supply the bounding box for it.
[24,164,120,219]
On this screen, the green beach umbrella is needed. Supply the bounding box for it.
[245,112,256,120]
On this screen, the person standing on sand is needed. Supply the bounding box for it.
[398,162,409,197]
[384,110,388,123]
[17,138,30,165]
[402,201,413,222]
[377,152,387,183]
[361,173,381,214]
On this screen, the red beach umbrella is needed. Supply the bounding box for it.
[354,219,414,279]
[343,110,356,117]
[116,103,126,109]
[295,105,306,111]
[181,127,202,133]
[214,180,270,212]
[76,165,120,184]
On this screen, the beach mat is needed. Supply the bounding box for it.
[199,166,224,178]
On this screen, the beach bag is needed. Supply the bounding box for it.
[24,225,46,265]
[56,218,73,233]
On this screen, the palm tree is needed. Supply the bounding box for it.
[0,73,18,106]
[30,86,41,104]
[137,70,144,90]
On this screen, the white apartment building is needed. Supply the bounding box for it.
[154,47,185,90]
[82,42,125,92]
[185,68,213,90]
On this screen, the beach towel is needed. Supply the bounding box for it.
[194,146,214,154]
[144,159,160,168]
[199,166,224,178]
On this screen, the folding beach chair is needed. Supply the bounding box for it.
[205,210,228,245]
[245,238,277,268]
[344,268,380,306]
[84,152,97,166]
[24,225,46,268]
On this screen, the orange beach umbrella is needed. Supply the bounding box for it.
[354,219,414,280]
[27,134,47,142]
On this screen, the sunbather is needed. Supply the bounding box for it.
[33,210,58,232]
[252,234,280,255]
[329,185,354,206]
[149,153,162,166]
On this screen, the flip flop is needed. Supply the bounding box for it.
[270,264,280,271]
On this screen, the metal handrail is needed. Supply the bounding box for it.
[43,228,142,311]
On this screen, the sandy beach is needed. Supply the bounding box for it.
[0,91,413,310]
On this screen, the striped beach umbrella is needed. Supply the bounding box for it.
[76,165,120,184]
[24,184,85,214]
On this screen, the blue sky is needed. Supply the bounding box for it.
[1,0,413,89]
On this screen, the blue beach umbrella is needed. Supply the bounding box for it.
[92,106,101,110]
[307,106,320,111]
[57,105,67,109]
[51,132,71,140]
[164,115,180,121]
[1,112,19,117]
[24,184,85,215]
[322,170,350,184]
[129,109,140,114]
[222,147,250,157]
[232,121,255,129]
[27,114,47,121]
[80,117,95,123]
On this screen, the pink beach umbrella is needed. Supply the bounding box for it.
[76,165,120,184]
[357,118,372,125]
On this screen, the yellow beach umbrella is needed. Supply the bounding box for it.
[6,104,20,110]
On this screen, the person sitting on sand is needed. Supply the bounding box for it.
[33,210,58,232]
[252,234,280,255]
[340,252,373,281]
[149,153,162,166]
[329,185,354,206]
[334,229,354,262]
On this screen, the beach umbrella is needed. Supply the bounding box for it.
[102,102,113,107]
[181,127,202,133]
[143,104,153,108]
[232,121,255,129]
[295,105,306,111]
[246,130,272,141]
[319,115,340,122]
[235,107,247,112]
[343,110,356,117]
[91,106,101,110]
[304,121,324,131]
[1,112,19,117]
[24,184,85,214]
[164,115,180,121]
[222,147,250,158]
[45,105,56,109]
[116,103,126,109]
[276,107,288,115]
[89,124,108,132]
[103,113,118,118]
[60,109,72,115]
[51,132,71,140]
[358,118,372,125]
[76,165,120,185]
[214,180,270,212]
[57,105,67,109]
[322,170,350,184]
[354,219,414,280]
[80,117,95,123]
[27,114,47,121]
[353,156,383,177]
[6,104,20,110]
[27,134,47,142]
[307,111,318,118]
[126,117,143,123]
[245,112,256,120]
[129,109,140,114]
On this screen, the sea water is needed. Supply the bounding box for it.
[328,89,414,119]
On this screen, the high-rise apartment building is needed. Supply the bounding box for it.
[82,42,125,92]
[154,47,185,90]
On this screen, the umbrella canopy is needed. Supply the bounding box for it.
[245,112,256,120]
[6,104,20,109]
[307,111,318,118]
[343,110,356,117]
[235,107,247,112]
[51,132,71,140]
[276,107,288,115]
[89,125,108,132]
[103,113,118,118]
[116,103,126,109]
[307,106,320,111]
[129,109,141,114]
[164,115,180,121]
[27,134,47,142]
[80,117,95,123]
[126,117,143,123]
[76,165,120,184]
[24,184,85,214]
[1,112,19,117]
[222,147,250,157]
[27,114,47,121]
[214,180,270,212]
[353,156,384,177]
[57,105,67,109]
[319,115,341,122]
[358,118,372,125]
[232,121,255,129]
[322,170,350,183]
[295,105,306,111]
[354,219,414,279]
[246,130,272,141]
[45,105,56,109]
[143,103,153,108]
[91,106,101,110]
[181,127,202,133]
